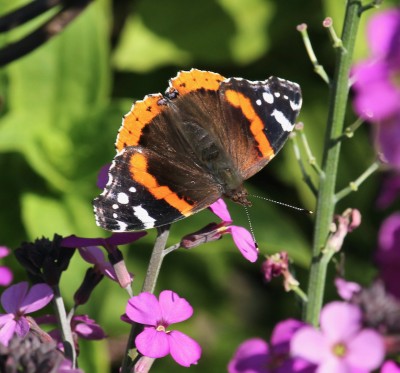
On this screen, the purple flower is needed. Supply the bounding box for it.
[352,9,400,120]
[78,246,119,281]
[0,247,12,287]
[62,232,146,250]
[62,232,145,290]
[261,252,300,292]
[382,361,400,373]
[376,212,400,299]
[125,290,201,367]
[209,199,258,262]
[38,314,106,351]
[0,282,53,346]
[352,9,400,169]
[228,319,313,373]
[376,173,400,209]
[291,302,385,373]
[97,163,111,190]
[334,277,362,301]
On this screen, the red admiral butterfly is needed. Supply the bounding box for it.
[94,69,302,231]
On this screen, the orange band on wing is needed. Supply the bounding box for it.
[224,89,274,158]
[130,153,193,215]
[170,69,225,95]
[116,94,165,152]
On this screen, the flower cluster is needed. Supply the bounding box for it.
[229,301,386,373]
[352,9,400,169]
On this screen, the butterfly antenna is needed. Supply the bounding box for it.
[243,205,258,247]
[249,194,313,214]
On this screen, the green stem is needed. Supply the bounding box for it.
[121,225,171,373]
[290,134,318,196]
[335,160,380,202]
[52,286,76,367]
[299,131,324,177]
[305,0,362,325]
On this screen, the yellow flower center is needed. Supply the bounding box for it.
[332,342,347,358]
[156,325,166,332]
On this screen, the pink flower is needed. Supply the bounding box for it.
[37,314,106,350]
[376,212,400,300]
[352,9,400,169]
[334,277,361,301]
[228,319,313,373]
[62,232,145,290]
[0,246,13,287]
[291,302,385,373]
[78,246,119,281]
[125,290,201,367]
[0,282,53,346]
[376,173,400,209]
[209,199,258,262]
[382,361,400,373]
[352,9,400,121]
[261,252,299,292]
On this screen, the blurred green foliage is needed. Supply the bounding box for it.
[0,0,398,372]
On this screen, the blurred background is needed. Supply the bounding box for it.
[0,0,398,371]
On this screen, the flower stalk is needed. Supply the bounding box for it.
[305,0,363,325]
[121,225,171,373]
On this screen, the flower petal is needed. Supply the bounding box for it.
[291,327,327,364]
[14,317,30,337]
[317,357,350,373]
[75,322,106,340]
[320,302,361,343]
[367,9,400,59]
[79,246,105,265]
[0,267,13,287]
[352,60,400,121]
[0,314,13,328]
[1,282,29,313]
[0,247,10,259]
[334,278,361,301]
[381,361,400,373]
[377,115,400,170]
[97,163,111,189]
[135,327,169,358]
[106,232,146,246]
[126,292,161,326]
[0,317,17,346]
[271,319,305,355]
[346,329,385,371]
[159,290,193,324]
[228,338,269,373]
[19,283,54,314]
[228,226,258,262]
[209,199,232,222]
[168,330,201,367]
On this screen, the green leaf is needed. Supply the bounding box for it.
[0,0,111,190]
[113,0,272,72]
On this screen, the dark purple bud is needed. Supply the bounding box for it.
[73,268,104,306]
[15,235,75,286]
[180,223,223,249]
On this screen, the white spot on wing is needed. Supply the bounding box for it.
[274,92,281,98]
[133,205,156,228]
[112,204,119,209]
[117,192,129,204]
[290,99,302,111]
[271,109,294,132]
[263,92,274,104]
[117,221,128,231]
[129,187,137,193]
[256,99,262,106]
[113,213,118,219]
